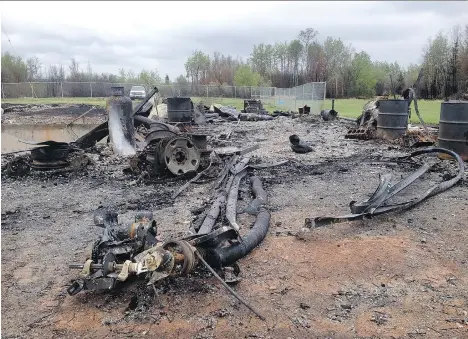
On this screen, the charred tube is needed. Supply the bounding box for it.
[107,86,136,155]
[207,176,271,267]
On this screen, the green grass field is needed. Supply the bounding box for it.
[325,98,442,124]
[2,97,443,124]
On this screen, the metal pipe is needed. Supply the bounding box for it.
[68,263,103,270]
[195,251,266,321]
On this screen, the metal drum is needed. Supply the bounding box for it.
[376,99,409,140]
[438,100,468,161]
[106,86,135,156]
[167,97,192,123]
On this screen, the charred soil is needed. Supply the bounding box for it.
[2,117,468,339]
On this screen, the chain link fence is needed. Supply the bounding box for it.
[1,82,148,99]
[275,82,327,113]
[1,81,326,112]
[154,84,277,107]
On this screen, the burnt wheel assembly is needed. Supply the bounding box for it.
[162,240,197,276]
[163,136,200,176]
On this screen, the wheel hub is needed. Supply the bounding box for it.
[163,137,200,176]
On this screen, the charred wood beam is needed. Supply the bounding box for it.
[197,193,226,235]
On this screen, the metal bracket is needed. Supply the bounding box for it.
[117,260,132,281]
[80,260,93,277]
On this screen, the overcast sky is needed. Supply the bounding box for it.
[1,1,467,80]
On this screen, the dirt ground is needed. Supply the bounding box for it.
[1,103,106,125]
[1,113,468,339]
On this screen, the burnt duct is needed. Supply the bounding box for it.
[205,176,271,268]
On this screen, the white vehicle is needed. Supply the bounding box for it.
[129,86,146,100]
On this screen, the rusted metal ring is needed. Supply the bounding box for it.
[163,240,196,276]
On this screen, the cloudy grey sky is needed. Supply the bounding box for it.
[1,1,467,79]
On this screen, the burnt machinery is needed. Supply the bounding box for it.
[134,116,207,176]
[67,173,271,323]
[75,90,209,177]
[67,209,201,295]
[243,99,267,114]
[134,96,210,176]
[67,207,266,320]
[67,210,237,295]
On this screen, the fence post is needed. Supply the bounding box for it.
[323,82,326,101]
[61,82,64,97]
[206,85,208,100]
[234,86,236,98]
[302,85,305,107]
[90,83,93,98]
[294,87,297,111]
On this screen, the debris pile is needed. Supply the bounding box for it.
[304,147,465,229]
[242,99,268,115]
[345,93,437,146]
[345,98,380,140]
[68,152,275,320]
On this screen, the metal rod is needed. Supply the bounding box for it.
[172,154,214,199]
[66,106,95,127]
[68,263,103,269]
[410,89,429,134]
[389,74,396,99]
[132,86,159,117]
[195,251,266,321]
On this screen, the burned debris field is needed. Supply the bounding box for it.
[1,92,468,339]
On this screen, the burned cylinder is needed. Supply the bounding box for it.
[438,101,468,161]
[167,97,192,123]
[321,109,338,121]
[107,86,136,155]
[376,99,409,140]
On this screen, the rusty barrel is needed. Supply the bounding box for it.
[438,100,468,161]
[167,97,192,123]
[376,99,409,140]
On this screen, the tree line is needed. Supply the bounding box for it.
[2,24,467,99]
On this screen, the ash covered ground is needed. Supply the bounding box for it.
[2,115,468,339]
[2,103,106,125]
